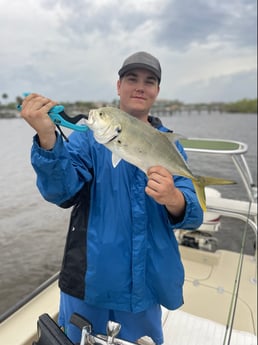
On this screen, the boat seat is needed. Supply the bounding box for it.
[180,138,248,154]
[162,308,257,345]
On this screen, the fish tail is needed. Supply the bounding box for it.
[192,179,207,211]
[192,176,236,212]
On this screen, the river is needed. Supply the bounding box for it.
[0,112,257,316]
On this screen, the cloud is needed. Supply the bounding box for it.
[39,0,154,37]
[172,69,257,103]
[0,0,256,103]
[155,0,257,50]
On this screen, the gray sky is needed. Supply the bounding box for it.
[0,0,257,103]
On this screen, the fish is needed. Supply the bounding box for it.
[85,106,236,211]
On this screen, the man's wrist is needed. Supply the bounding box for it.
[165,189,186,218]
[38,131,57,150]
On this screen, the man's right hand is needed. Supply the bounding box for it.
[20,93,58,150]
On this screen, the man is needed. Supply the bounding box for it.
[21,51,203,344]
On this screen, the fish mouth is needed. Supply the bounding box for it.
[85,114,94,125]
[86,109,98,125]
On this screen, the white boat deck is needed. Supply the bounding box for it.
[162,308,257,345]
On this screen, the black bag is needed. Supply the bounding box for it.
[32,313,74,345]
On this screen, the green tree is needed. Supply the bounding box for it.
[223,98,257,114]
[1,93,8,104]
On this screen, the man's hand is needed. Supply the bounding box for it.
[20,93,58,150]
[145,166,185,218]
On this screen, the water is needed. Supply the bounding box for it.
[0,112,257,316]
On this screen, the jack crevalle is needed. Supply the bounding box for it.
[86,107,235,211]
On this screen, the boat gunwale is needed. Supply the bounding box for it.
[0,272,59,324]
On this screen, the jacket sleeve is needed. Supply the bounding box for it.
[31,131,93,206]
[167,141,203,230]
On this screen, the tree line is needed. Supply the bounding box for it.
[0,93,257,118]
[222,98,257,114]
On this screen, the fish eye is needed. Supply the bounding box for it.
[99,112,103,116]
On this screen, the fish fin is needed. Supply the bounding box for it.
[200,176,236,186]
[192,179,207,211]
[112,153,122,167]
[163,132,186,144]
[193,175,236,211]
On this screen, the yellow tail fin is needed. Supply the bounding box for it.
[192,176,236,211]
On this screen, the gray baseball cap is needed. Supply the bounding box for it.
[118,51,161,83]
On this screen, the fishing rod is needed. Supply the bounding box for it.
[222,201,253,345]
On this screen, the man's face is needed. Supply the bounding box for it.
[117,69,160,119]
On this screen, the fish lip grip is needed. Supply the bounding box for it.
[48,106,89,132]
[17,93,89,132]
